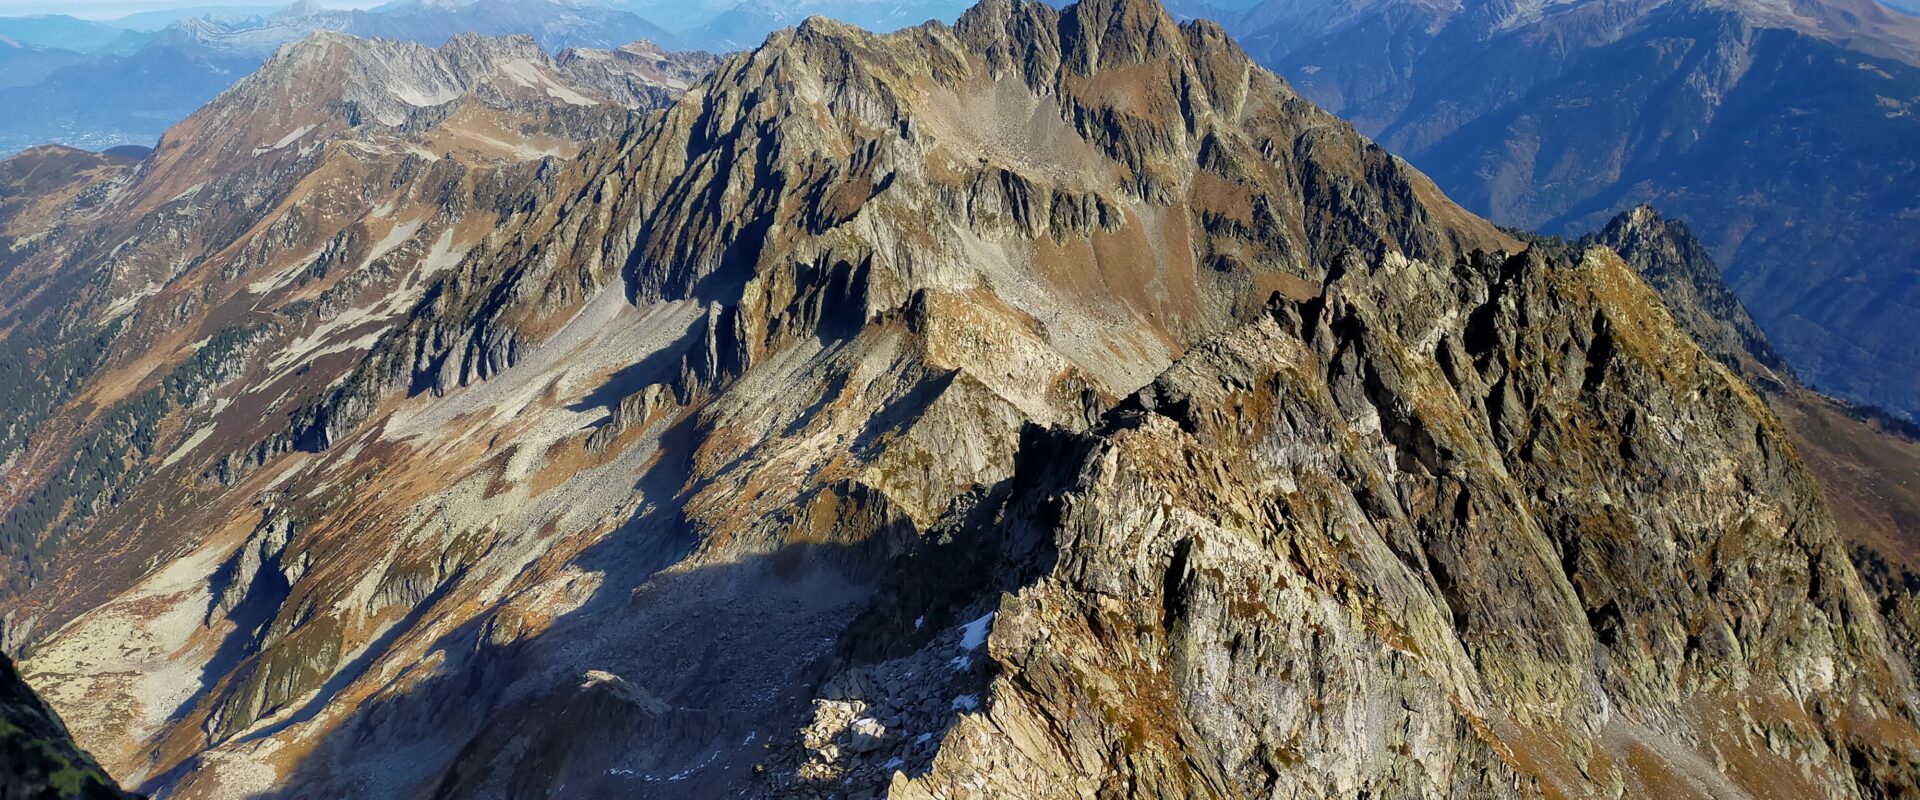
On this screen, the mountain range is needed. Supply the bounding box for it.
[1,0,1920,796]
[0,1,684,155]
[8,0,1916,434]
[1197,0,1920,421]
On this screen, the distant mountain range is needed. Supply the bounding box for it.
[0,0,683,155]
[3,0,1916,425]
[0,13,131,51]
[666,0,975,50]
[1181,0,1920,420]
[0,0,998,158]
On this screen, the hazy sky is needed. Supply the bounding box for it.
[0,0,384,19]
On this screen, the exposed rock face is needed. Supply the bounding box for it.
[0,31,705,628]
[1,652,138,800]
[1214,0,1920,421]
[1584,205,1920,741]
[894,244,1920,798]
[1581,205,1792,388]
[3,1,1920,798]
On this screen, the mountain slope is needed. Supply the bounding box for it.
[9,0,1513,793]
[1219,0,1920,421]
[900,245,1919,800]
[1,653,138,800]
[0,30,710,642]
[4,0,1920,798]
[0,0,687,156]
[0,38,86,89]
[1586,204,1920,696]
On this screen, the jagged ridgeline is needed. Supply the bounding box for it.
[0,0,1914,797]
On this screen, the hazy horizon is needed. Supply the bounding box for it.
[0,0,384,19]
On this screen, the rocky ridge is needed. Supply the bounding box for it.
[0,30,708,636]
[1,0,1918,798]
[1583,205,1920,730]
[1216,0,1920,421]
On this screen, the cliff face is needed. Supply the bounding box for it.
[891,245,1920,799]
[1586,205,1920,745]
[1,653,137,800]
[2,1,1918,798]
[1581,205,1793,388]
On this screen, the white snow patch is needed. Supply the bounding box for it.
[496,58,595,106]
[263,220,440,378]
[252,124,316,156]
[101,283,160,320]
[391,81,463,108]
[957,611,993,651]
[951,694,980,712]
[167,182,206,204]
[160,423,217,468]
[544,83,595,107]
[246,246,325,296]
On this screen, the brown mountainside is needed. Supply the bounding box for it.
[0,1,1915,798]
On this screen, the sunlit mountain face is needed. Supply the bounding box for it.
[1,0,1918,798]
[1191,0,1920,421]
[0,1,682,155]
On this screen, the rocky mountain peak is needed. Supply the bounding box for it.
[5,0,1920,797]
[1583,203,1794,385]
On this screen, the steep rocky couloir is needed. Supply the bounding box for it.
[3,0,1918,798]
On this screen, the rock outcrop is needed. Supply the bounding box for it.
[1581,205,1794,388]
[1584,205,1920,735]
[1,1,1918,798]
[892,243,1920,798]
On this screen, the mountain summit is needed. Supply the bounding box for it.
[1221,0,1920,420]
[0,0,1917,797]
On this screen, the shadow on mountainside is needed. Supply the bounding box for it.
[226,412,1078,800]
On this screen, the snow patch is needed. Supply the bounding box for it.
[495,57,596,106]
[390,81,463,109]
[957,611,993,651]
[252,124,317,157]
[160,423,217,468]
[246,245,325,296]
[167,182,206,204]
